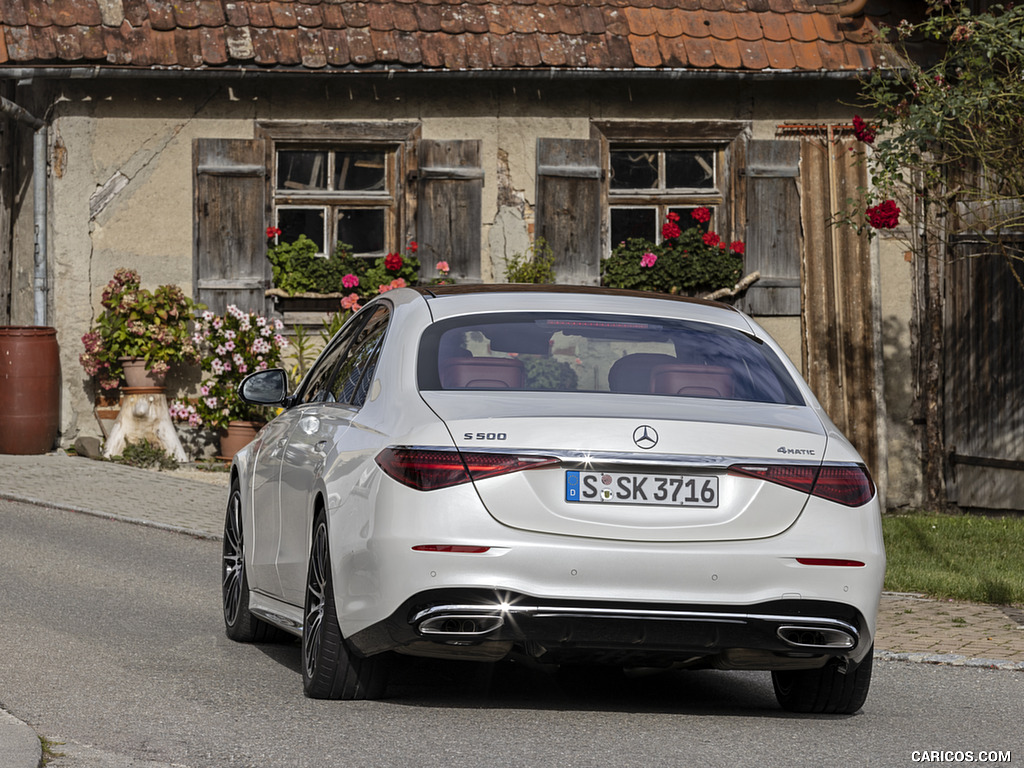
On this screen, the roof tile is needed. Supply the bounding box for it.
[578,5,604,33]
[296,26,326,66]
[440,5,467,33]
[1,0,28,27]
[53,27,83,58]
[79,24,105,57]
[623,6,655,35]
[123,0,149,27]
[224,25,255,58]
[0,29,8,62]
[415,4,442,32]
[562,31,587,64]
[443,32,468,67]
[464,31,491,66]
[51,0,80,26]
[419,29,444,66]
[737,37,768,67]
[102,24,131,63]
[274,25,302,62]
[537,31,566,64]
[5,26,31,59]
[269,2,297,28]
[200,26,229,63]
[786,11,817,42]
[199,0,227,26]
[30,24,56,58]
[320,3,344,27]
[656,32,687,65]
[173,0,201,28]
[790,37,822,68]
[346,25,374,63]
[555,5,583,34]
[321,26,350,63]
[762,37,795,67]
[767,0,793,11]
[462,5,489,32]
[602,8,628,35]
[732,12,762,40]
[366,2,393,30]
[677,8,710,38]
[700,0,724,11]
[685,34,715,67]
[489,31,516,66]
[812,10,842,43]
[536,6,561,33]
[604,30,634,66]
[370,28,397,59]
[244,2,272,28]
[512,31,541,65]
[175,26,203,65]
[343,2,369,28]
[651,8,683,37]
[295,3,324,27]
[710,36,741,67]
[583,36,609,66]
[146,0,176,31]
[815,38,847,69]
[508,5,538,33]
[24,0,52,26]
[483,4,510,34]
[745,0,770,9]
[628,32,661,66]
[393,28,421,63]
[71,0,103,26]
[391,4,417,31]
[705,12,736,40]
[759,12,789,41]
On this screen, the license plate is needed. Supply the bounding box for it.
[565,470,719,507]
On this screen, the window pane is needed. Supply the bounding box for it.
[277,151,327,191]
[277,208,326,252]
[610,208,656,246]
[336,208,385,255]
[610,150,658,190]
[665,150,715,189]
[334,152,387,192]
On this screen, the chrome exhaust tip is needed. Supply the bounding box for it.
[418,614,504,636]
[777,625,856,649]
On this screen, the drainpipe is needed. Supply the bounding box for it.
[0,94,47,326]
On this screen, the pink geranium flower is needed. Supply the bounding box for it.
[640,252,658,268]
[342,273,359,289]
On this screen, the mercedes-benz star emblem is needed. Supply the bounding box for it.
[632,425,658,450]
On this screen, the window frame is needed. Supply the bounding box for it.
[256,121,420,260]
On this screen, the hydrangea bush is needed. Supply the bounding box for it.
[171,305,288,432]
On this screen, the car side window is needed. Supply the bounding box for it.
[298,313,367,404]
[326,306,389,407]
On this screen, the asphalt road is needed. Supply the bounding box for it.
[1,497,1022,768]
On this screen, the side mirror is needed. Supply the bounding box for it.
[238,368,290,406]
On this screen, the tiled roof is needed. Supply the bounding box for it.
[0,0,886,74]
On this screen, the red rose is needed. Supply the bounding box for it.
[384,252,404,271]
[853,115,876,144]
[866,200,900,229]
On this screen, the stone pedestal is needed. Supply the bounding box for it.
[103,386,187,462]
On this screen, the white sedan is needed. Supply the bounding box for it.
[224,285,884,713]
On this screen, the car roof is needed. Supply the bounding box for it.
[408,284,753,334]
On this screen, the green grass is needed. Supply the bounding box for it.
[882,513,1024,605]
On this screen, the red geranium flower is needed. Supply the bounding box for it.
[691,207,712,224]
[266,226,282,239]
[408,241,419,253]
[384,252,404,271]
[662,221,681,240]
[730,241,745,255]
[866,200,900,229]
[702,231,721,247]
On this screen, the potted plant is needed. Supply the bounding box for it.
[171,305,288,459]
[79,268,203,390]
[601,208,746,297]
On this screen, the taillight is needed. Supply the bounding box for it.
[375,447,559,491]
[728,463,875,507]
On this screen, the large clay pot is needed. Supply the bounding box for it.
[219,420,262,460]
[0,326,61,454]
[119,357,167,388]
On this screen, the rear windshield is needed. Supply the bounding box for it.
[418,312,804,405]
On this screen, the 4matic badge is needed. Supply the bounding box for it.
[777,446,816,456]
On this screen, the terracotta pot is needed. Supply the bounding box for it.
[120,357,166,388]
[219,420,263,460]
[0,326,60,454]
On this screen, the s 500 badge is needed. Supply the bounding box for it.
[463,432,508,441]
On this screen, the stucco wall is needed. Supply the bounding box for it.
[9,74,919,507]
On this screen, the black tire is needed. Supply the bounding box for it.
[222,478,279,643]
[302,511,391,700]
[772,646,874,715]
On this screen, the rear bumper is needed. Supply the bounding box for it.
[349,589,872,670]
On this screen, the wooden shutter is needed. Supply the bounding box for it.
[737,141,802,316]
[536,138,602,285]
[193,139,269,316]
[416,140,483,282]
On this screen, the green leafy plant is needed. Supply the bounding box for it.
[523,357,578,391]
[79,268,203,390]
[170,306,288,432]
[110,438,179,470]
[601,209,744,295]
[850,0,1024,285]
[504,238,557,284]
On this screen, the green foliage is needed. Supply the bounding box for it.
[852,0,1024,277]
[601,212,744,296]
[504,238,557,284]
[110,439,179,470]
[882,513,1024,604]
[79,268,204,390]
[524,357,578,391]
[267,236,358,295]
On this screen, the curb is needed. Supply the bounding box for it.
[877,650,1024,671]
[0,706,41,768]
